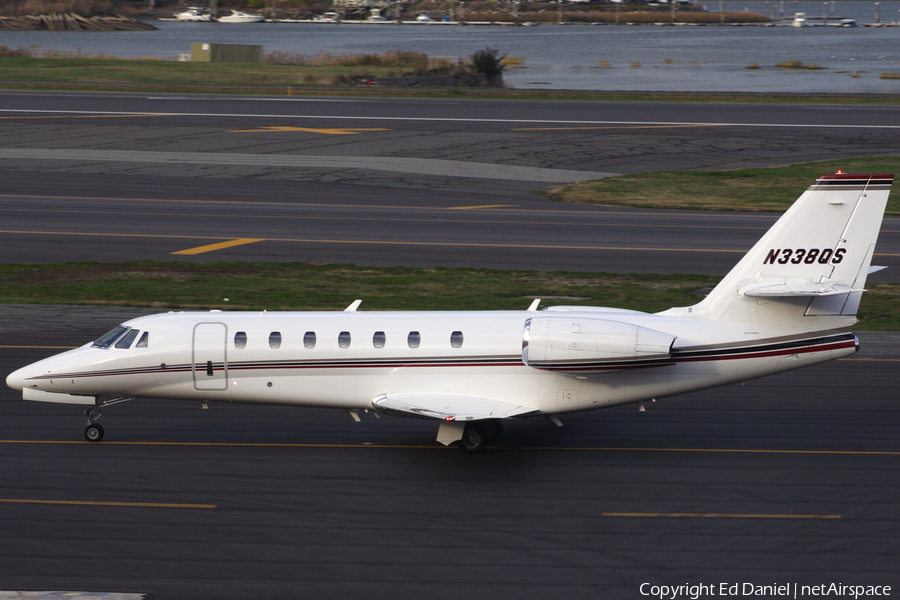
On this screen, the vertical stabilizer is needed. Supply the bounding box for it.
[685,174,892,326]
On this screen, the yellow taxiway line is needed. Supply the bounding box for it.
[4,191,898,226]
[227,126,390,134]
[171,238,264,255]
[601,512,841,519]
[448,204,516,210]
[0,229,755,254]
[4,227,898,257]
[0,498,215,509]
[512,124,723,131]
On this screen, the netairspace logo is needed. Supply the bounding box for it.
[639,583,892,600]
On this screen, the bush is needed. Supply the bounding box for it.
[470,47,505,76]
[0,45,35,58]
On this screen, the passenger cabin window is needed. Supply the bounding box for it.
[373,331,386,349]
[450,331,464,349]
[338,331,351,349]
[115,329,140,349]
[408,331,420,349]
[304,331,316,349]
[234,331,247,349]
[92,326,127,349]
[269,332,282,349]
[135,331,149,348]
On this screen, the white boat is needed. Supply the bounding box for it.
[416,12,433,22]
[366,8,388,21]
[215,10,265,23]
[313,11,339,21]
[174,7,210,21]
[792,12,810,26]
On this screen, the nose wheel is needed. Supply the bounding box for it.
[85,423,105,442]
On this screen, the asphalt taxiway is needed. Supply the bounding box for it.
[0,91,898,599]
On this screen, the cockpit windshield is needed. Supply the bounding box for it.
[115,329,140,349]
[92,326,128,349]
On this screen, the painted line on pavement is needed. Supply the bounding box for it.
[3,108,900,130]
[447,204,516,210]
[601,512,841,519]
[171,238,264,255]
[0,498,215,509]
[6,228,900,256]
[227,126,390,134]
[0,229,750,253]
[513,124,722,131]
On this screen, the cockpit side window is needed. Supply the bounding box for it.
[92,326,128,349]
[115,329,140,349]
[135,331,149,348]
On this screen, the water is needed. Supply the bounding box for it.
[1,2,899,92]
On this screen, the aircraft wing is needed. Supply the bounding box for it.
[371,393,538,421]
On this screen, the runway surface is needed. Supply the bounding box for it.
[1,306,898,599]
[1,91,898,598]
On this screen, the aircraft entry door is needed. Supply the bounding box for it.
[193,322,228,391]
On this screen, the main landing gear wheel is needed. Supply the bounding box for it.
[483,419,504,442]
[85,423,104,442]
[458,422,489,454]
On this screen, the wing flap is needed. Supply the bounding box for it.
[372,393,537,421]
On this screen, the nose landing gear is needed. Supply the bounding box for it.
[81,396,133,442]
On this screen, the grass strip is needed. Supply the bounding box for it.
[2,57,900,104]
[547,157,900,213]
[1,261,897,330]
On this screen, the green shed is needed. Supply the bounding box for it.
[190,43,263,64]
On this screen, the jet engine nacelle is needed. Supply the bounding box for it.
[522,316,676,374]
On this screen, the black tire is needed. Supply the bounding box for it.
[458,422,488,454]
[483,419,504,442]
[85,423,104,442]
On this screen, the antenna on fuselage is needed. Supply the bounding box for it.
[344,299,363,312]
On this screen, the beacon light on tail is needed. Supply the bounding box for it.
[7,174,892,452]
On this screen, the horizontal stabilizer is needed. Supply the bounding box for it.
[868,266,887,275]
[372,393,537,422]
[23,387,95,405]
[739,282,862,297]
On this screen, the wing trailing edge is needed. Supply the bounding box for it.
[371,393,537,421]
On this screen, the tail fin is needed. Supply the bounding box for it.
[687,174,892,326]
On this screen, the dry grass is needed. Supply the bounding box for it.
[777,60,825,70]
[546,156,900,215]
[879,72,900,80]
[0,0,120,17]
[500,56,524,67]
[598,60,611,68]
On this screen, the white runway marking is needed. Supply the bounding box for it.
[2,108,900,129]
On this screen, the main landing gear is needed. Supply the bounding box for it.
[457,419,504,454]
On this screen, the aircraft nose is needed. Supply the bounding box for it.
[6,366,29,392]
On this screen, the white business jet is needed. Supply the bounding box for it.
[6,173,892,452]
